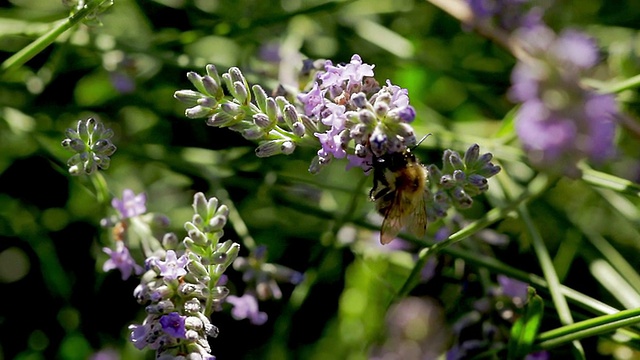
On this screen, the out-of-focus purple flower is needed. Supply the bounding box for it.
[370,297,450,359]
[112,189,147,219]
[159,312,187,339]
[509,26,618,177]
[103,241,143,280]
[233,245,304,301]
[497,275,528,302]
[226,294,268,325]
[467,0,546,32]
[153,250,188,281]
[525,351,550,360]
[89,348,119,360]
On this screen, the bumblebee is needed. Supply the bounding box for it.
[369,148,429,245]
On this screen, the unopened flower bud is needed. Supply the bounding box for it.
[186,105,212,119]
[253,113,273,129]
[252,84,269,111]
[174,90,202,105]
[202,75,219,97]
[292,121,305,137]
[281,140,296,155]
[464,144,480,166]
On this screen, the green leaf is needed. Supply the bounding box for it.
[507,287,544,359]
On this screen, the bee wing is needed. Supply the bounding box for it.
[406,191,428,239]
[379,192,410,245]
[380,190,428,245]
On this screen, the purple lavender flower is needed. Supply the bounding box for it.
[102,241,143,280]
[152,250,188,281]
[111,189,147,219]
[159,312,187,339]
[298,54,420,173]
[226,293,268,325]
[509,26,618,177]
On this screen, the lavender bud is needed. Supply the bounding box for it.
[351,92,368,108]
[186,105,212,119]
[477,163,502,178]
[451,187,473,208]
[63,138,86,152]
[252,84,269,111]
[64,128,79,140]
[233,81,249,104]
[255,140,283,157]
[174,90,202,105]
[220,102,243,116]
[146,300,175,314]
[265,97,278,123]
[196,97,217,108]
[300,115,319,135]
[292,121,305,137]
[253,113,273,129]
[242,127,265,140]
[453,169,466,182]
[358,109,376,125]
[477,152,494,165]
[187,260,209,280]
[281,140,296,155]
[202,75,219,97]
[464,144,480,166]
[206,112,237,127]
[467,174,488,189]
[397,105,416,122]
[448,151,465,171]
[282,104,299,130]
[162,232,179,250]
[187,72,208,95]
[374,101,389,118]
[205,64,221,89]
[440,174,456,189]
[193,192,209,219]
[209,286,230,301]
[208,214,227,230]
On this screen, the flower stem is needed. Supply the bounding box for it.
[390,171,552,306]
[0,0,111,75]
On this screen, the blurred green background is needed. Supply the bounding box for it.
[2,0,640,359]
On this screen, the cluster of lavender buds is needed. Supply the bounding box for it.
[61,117,117,176]
[226,245,304,325]
[128,192,239,359]
[174,54,419,174]
[100,189,240,359]
[466,0,546,32]
[509,26,618,178]
[424,144,501,223]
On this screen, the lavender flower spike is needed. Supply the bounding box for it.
[509,26,618,177]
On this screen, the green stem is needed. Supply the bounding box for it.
[598,73,640,94]
[580,166,640,197]
[390,171,552,306]
[536,308,640,350]
[0,0,111,74]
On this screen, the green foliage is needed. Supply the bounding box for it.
[2,0,640,359]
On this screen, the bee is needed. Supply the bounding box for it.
[369,143,429,245]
